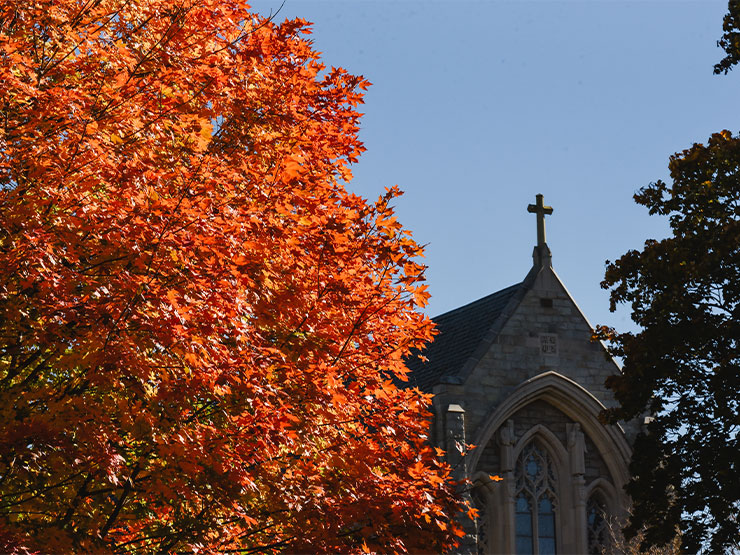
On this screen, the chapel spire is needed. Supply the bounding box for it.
[527,193,553,267]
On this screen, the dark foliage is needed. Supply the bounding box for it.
[715,0,740,74]
[600,131,740,553]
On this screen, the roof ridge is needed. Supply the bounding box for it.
[405,281,526,392]
[433,282,523,321]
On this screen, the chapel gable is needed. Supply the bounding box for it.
[406,195,635,554]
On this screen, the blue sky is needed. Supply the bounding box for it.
[251,0,739,332]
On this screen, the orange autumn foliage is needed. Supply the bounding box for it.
[0,0,464,552]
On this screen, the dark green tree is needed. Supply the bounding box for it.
[600,5,740,552]
[715,0,740,74]
[600,130,740,553]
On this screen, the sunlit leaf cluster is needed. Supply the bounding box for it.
[0,0,464,551]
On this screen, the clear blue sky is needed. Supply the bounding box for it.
[251,0,739,332]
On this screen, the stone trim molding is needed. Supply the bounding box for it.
[585,477,623,518]
[468,371,631,494]
[513,423,568,467]
[472,419,587,553]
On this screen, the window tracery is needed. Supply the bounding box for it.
[514,441,558,554]
[586,491,609,555]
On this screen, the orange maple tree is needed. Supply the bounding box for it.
[0,0,466,552]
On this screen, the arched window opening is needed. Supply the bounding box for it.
[586,492,609,554]
[538,497,556,554]
[514,441,558,554]
[515,495,533,553]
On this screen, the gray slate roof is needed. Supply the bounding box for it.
[405,282,523,392]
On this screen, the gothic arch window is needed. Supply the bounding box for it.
[514,441,558,554]
[586,490,609,555]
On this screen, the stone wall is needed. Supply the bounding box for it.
[475,399,612,486]
[450,265,637,445]
[428,264,634,553]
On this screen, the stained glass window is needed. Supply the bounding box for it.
[514,442,558,554]
[587,492,608,554]
[515,495,533,554]
[538,497,556,555]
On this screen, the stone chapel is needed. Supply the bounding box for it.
[406,195,637,554]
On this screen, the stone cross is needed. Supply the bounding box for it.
[527,193,553,248]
